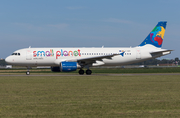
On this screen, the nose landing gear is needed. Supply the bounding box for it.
[26,67,31,75]
[26,71,30,75]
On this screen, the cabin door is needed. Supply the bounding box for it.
[136,49,141,59]
[26,50,32,60]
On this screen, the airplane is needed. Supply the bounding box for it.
[5,21,172,75]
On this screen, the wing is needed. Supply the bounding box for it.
[66,54,119,67]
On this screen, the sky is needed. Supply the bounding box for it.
[0,0,180,59]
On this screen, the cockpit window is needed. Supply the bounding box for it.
[11,53,20,56]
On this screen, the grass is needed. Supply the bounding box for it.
[0,75,180,117]
[89,67,180,73]
[1,67,180,74]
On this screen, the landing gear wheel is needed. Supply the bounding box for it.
[86,69,92,75]
[26,71,30,75]
[79,69,84,75]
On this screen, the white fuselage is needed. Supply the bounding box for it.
[5,45,171,67]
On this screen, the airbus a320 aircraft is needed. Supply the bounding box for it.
[5,21,172,75]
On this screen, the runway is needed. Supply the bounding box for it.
[0,73,180,76]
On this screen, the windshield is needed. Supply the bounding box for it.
[11,53,20,56]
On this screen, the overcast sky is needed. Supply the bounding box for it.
[0,0,179,59]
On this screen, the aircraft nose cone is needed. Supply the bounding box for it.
[5,56,12,64]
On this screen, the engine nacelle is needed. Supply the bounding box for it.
[60,62,78,72]
[51,66,60,72]
[51,62,80,72]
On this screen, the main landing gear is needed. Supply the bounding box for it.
[79,69,84,75]
[86,69,92,75]
[78,69,92,75]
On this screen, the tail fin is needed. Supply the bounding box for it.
[139,21,167,48]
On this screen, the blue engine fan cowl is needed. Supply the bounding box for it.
[60,62,77,72]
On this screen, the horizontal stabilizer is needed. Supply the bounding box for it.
[150,50,173,57]
[150,50,173,54]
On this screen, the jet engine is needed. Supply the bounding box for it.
[51,62,80,72]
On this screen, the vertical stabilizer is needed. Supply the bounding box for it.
[139,21,167,48]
